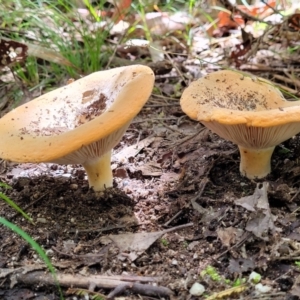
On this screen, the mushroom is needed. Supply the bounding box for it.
[180,70,300,179]
[0,65,154,191]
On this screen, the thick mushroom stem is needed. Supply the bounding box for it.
[238,146,275,179]
[82,151,113,191]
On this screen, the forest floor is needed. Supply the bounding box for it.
[1,1,300,300]
[1,88,300,300]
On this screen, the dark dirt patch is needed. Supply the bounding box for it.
[1,94,300,299]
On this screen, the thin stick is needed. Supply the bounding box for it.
[13,271,172,297]
[163,210,183,227]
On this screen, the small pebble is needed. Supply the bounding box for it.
[188,241,199,251]
[45,249,54,257]
[189,282,205,296]
[255,283,272,294]
[249,271,261,284]
[37,217,47,223]
[167,249,177,257]
[171,259,178,265]
[70,183,78,190]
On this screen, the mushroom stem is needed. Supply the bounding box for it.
[238,146,275,179]
[82,151,113,191]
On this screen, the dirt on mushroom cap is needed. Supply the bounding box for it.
[0,65,155,163]
[180,70,300,127]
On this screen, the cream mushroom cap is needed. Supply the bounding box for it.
[180,70,300,179]
[0,65,155,190]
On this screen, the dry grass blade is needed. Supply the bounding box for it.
[26,43,76,68]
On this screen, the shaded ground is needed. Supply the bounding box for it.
[1,91,300,299]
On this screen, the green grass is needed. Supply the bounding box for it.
[161,238,169,247]
[0,184,62,298]
[0,0,113,91]
[0,217,63,299]
[0,0,198,97]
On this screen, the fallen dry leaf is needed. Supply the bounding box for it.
[290,275,300,297]
[228,258,255,273]
[114,136,161,163]
[27,44,75,68]
[136,162,162,176]
[109,231,164,254]
[235,182,276,240]
[108,223,192,261]
[206,284,248,300]
[217,227,243,248]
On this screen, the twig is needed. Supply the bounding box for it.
[164,51,188,86]
[240,65,298,72]
[272,81,298,95]
[152,94,179,101]
[190,179,210,214]
[291,189,300,208]
[12,270,172,297]
[105,31,128,70]
[0,267,163,283]
[163,210,183,227]
[145,103,180,107]
[66,288,106,298]
[214,232,252,260]
[162,222,193,234]
[107,283,129,299]
[261,0,282,15]
[275,256,300,261]
[107,282,172,299]
[275,73,300,89]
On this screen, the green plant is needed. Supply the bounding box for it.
[0,184,62,296]
[232,277,246,286]
[0,0,114,92]
[182,241,189,248]
[161,238,169,247]
[201,265,222,281]
[0,217,63,299]
[248,271,261,284]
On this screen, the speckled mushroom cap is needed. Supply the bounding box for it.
[180,70,300,150]
[0,65,155,164]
